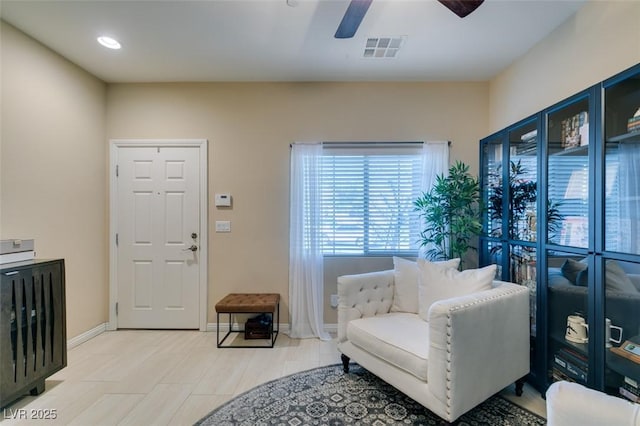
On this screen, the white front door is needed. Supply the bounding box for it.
[113,143,204,329]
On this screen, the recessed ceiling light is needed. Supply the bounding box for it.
[97,36,121,50]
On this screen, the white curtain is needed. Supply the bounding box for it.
[419,141,450,258]
[618,142,640,254]
[421,141,450,191]
[289,143,331,340]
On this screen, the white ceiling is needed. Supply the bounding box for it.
[1,0,587,83]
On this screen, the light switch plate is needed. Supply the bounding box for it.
[215,221,231,232]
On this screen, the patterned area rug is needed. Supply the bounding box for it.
[195,364,545,425]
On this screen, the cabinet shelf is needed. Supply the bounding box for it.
[550,330,588,357]
[608,344,640,380]
[607,130,640,143]
[548,143,589,156]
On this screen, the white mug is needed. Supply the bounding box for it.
[605,318,623,348]
[566,315,589,344]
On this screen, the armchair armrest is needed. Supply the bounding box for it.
[546,380,640,426]
[337,270,394,342]
[427,281,530,417]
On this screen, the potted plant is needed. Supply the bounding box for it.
[413,161,482,268]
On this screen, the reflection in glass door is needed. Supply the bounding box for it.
[508,123,538,242]
[602,69,640,399]
[547,98,590,248]
[604,75,640,255]
[482,137,504,239]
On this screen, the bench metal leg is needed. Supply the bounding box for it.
[217,312,234,347]
[216,302,280,348]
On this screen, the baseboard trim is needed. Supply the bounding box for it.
[206,323,335,336]
[68,322,333,349]
[324,323,337,333]
[67,322,107,349]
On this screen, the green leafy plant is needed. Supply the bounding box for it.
[413,161,482,267]
[488,160,563,241]
[547,199,564,242]
[489,160,536,239]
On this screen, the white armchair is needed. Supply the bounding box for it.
[546,381,640,426]
[337,269,530,422]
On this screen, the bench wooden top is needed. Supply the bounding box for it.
[215,293,280,313]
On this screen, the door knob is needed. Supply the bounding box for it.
[183,244,198,252]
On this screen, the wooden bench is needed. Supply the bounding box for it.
[215,293,280,348]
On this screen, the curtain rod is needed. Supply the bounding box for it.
[290,141,451,148]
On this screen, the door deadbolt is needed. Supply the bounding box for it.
[191,233,198,239]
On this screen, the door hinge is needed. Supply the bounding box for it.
[115,302,118,316]
[116,233,119,246]
[116,165,119,177]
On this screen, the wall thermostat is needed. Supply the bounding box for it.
[214,193,231,207]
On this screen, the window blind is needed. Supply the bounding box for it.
[318,145,423,256]
[546,153,619,248]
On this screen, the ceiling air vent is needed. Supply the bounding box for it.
[363,36,405,58]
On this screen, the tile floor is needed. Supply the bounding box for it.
[2,330,546,425]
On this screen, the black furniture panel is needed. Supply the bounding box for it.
[0,259,66,408]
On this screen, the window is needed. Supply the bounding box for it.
[318,144,424,256]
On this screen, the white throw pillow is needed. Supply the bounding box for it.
[391,257,460,313]
[417,261,497,321]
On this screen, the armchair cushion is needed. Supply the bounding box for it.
[417,262,497,321]
[391,257,459,313]
[347,312,430,380]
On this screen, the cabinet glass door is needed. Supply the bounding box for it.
[546,97,591,248]
[546,250,590,387]
[603,68,640,401]
[510,245,537,333]
[508,122,538,242]
[604,71,640,255]
[482,135,504,239]
[603,258,640,398]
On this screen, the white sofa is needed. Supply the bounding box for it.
[337,269,530,422]
[546,380,640,426]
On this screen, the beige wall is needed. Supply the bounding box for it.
[0,22,108,339]
[489,0,640,132]
[105,82,489,324]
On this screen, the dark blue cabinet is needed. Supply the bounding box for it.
[480,63,640,400]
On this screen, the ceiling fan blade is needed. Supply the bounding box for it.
[437,0,484,18]
[335,0,373,39]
